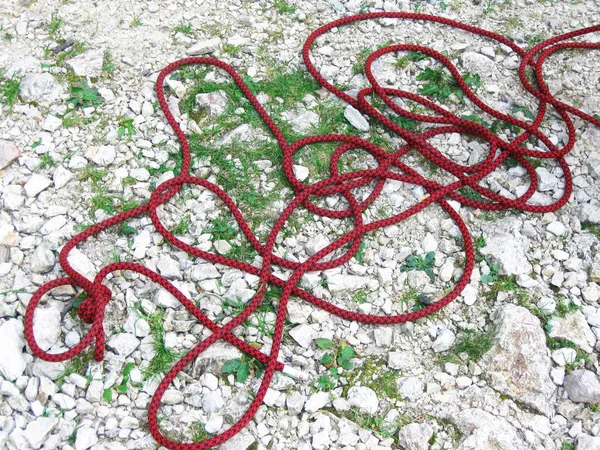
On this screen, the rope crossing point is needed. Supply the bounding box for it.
[24,12,599,449]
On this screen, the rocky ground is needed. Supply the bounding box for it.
[1,0,600,449]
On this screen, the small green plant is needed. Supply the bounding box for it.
[102,51,117,74]
[39,154,55,169]
[417,67,481,103]
[315,338,356,370]
[582,221,600,239]
[400,251,436,282]
[222,355,264,383]
[512,103,534,119]
[49,14,63,38]
[394,50,429,69]
[120,222,138,236]
[131,15,143,27]
[117,118,135,137]
[0,76,21,113]
[102,387,113,402]
[116,362,136,393]
[480,257,501,284]
[555,298,581,317]
[68,80,102,108]
[453,330,493,361]
[192,423,210,441]
[352,288,369,304]
[353,47,373,74]
[173,23,193,34]
[561,441,576,450]
[274,0,295,14]
[207,217,238,241]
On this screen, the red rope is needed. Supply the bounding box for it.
[24,13,599,449]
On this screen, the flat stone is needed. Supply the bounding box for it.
[305,391,331,413]
[397,376,424,402]
[107,333,139,357]
[23,417,58,449]
[75,427,98,450]
[344,105,370,132]
[432,329,455,353]
[397,423,434,450]
[188,37,222,55]
[287,109,320,133]
[347,386,378,414]
[0,140,20,170]
[195,90,228,116]
[551,348,578,366]
[24,174,52,197]
[292,164,309,182]
[548,311,596,353]
[564,370,600,403]
[6,56,40,78]
[480,304,555,416]
[480,217,532,276]
[86,145,116,166]
[32,306,61,351]
[31,244,55,273]
[0,319,27,381]
[450,408,529,449]
[289,324,317,348]
[20,73,63,104]
[67,48,104,77]
[577,434,600,450]
[220,428,255,450]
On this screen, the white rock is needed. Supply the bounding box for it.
[292,165,309,182]
[156,255,182,279]
[31,244,55,273]
[220,428,255,450]
[304,391,330,413]
[0,221,19,247]
[67,48,104,77]
[195,91,228,116]
[377,267,393,286]
[397,423,434,450]
[344,105,369,132]
[564,370,600,403]
[551,348,577,366]
[451,408,529,449]
[23,417,58,449]
[397,376,424,401]
[24,174,52,197]
[536,167,559,192]
[41,114,62,132]
[548,311,596,353]
[6,56,40,78]
[305,235,330,256]
[577,434,600,450]
[214,239,232,254]
[75,427,98,450]
[20,73,63,104]
[67,248,96,280]
[582,283,600,303]
[32,306,61,351]
[53,166,74,189]
[0,140,21,170]
[205,414,223,434]
[188,37,222,55]
[480,304,555,416]
[481,218,532,276]
[86,145,116,166]
[537,297,556,314]
[422,233,437,252]
[0,319,27,380]
[162,389,183,404]
[432,329,455,353]
[289,324,317,348]
[98,88,115,102]
[347,386,378,414]
[203,390,224,413]
[288,109,320,133]
[547,221,567,236]
[53,393,76,409]
[107,333,139,357]
[326,273,370,293]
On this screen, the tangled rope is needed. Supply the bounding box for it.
[24,12,599,449]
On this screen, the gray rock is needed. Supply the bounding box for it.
[577,434,600,450]
[23,417,58,449]
[0,319,26,381]
[41,114,62,132]
[432,329,455,353]
[460,52,498,78]
[86,145,116,166]
[451,408,529,449]
[0,140,20,170]
[480,217,532,276]
[6,56,40,78]
[195,91,228,116]
[589,262,600,283]
[192,342,242,377]
[19,73,63,104]
[347,386,379,414]
[480,304,555,416]
[305,391,331,413]
[75,427,98,450]
[287,109,320,133]
[32,306,61,351]
[107,333,139,357]
[579,203,600,224]
[188,37,222,55]
[397,376,424,402]
[326,273,370,293]
[397,423,434,450]
[536,167,559,192]
[220,428,255,450]
[548,311,596,353]
[156,255,182,279]
[288,324,317,348]
[564,370,600,403]
[292,164,309,182]
[305,235,330,256]
[31,244,55,273]
[67,48,104,77]
[344,105,370,132]
[203,390,224,413]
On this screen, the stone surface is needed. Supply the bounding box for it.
[480,304,555,416]
[195,90,228,116]
[564,370,600,403]
[24,174,52,197]
[344,105,370,132]
[451,408,529,449]
[188,37,222,55]
[480,217,532,276]
[548,311,596,353]
[67,48,104,77]
[397,423,434,450]
[577,434,600,450]
[0,140,20,170]
[19,73,63,103]
[32,306,61,351]
[0,319,27,381]
[347,386,378,414]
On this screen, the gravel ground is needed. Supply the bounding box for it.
[1,0,600,449]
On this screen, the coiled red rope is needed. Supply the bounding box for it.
[24,12,599,449]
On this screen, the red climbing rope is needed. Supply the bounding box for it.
[24,12,599,449]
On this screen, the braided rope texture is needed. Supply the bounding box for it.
[23,12,599,449]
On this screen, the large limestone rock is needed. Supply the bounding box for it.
[480,304,555,416]
[453,408,529,449]
[480,217,532,276]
